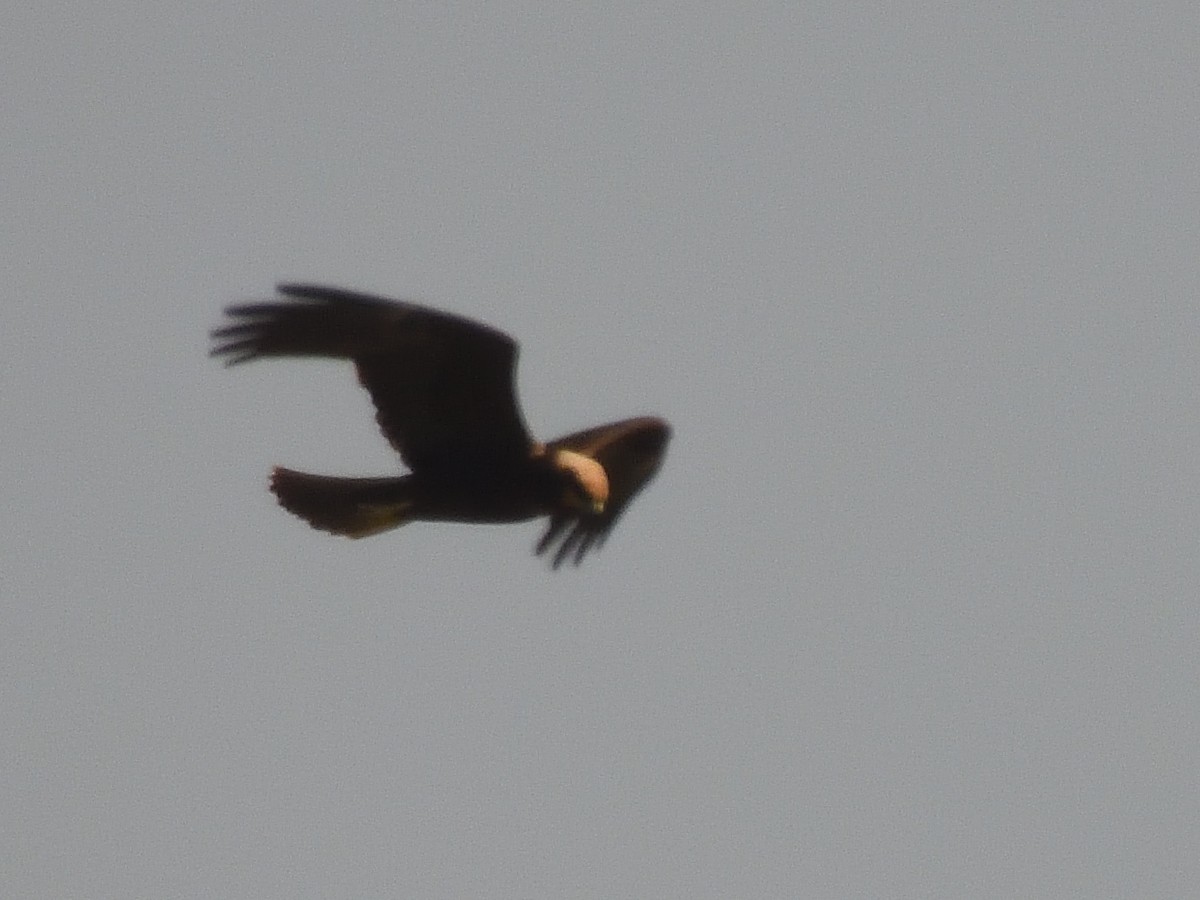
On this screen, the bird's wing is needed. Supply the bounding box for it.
[536,416,671,567]
[210,284,533,470]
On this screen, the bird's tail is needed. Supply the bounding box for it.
[269,467,417,538]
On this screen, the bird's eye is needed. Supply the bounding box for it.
[560,473,597,514]
[574,475,605,514]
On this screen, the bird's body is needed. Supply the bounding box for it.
[211,284,669,567]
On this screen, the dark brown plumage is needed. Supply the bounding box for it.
[210,284,670,567]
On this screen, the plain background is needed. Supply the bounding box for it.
[5,5,1198,898]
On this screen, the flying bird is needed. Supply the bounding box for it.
[210,284,670,567]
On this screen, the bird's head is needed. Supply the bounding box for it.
[553,449,609,515]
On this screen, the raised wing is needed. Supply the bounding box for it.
[210,284,533,470]
[536,416,671,567]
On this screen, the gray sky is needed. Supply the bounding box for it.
[5,5,1199,898]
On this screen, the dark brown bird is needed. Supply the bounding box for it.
[210,284,670,567]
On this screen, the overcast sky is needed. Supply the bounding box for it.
[5,5,1199,898]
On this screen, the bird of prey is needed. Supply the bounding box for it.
[210,284,670,567]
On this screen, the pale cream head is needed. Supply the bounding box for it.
[554,449,609,514]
